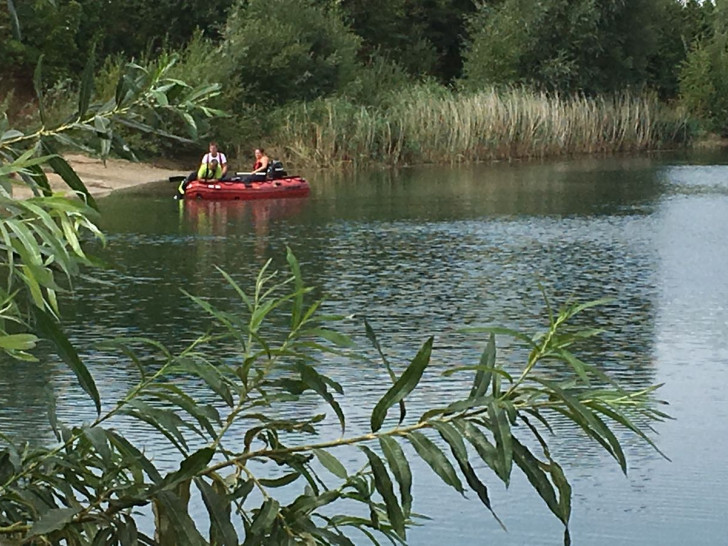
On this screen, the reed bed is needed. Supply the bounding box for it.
[271,86,691,167]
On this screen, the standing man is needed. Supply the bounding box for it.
[200,141,228,179]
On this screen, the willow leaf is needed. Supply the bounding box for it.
[463,326,538,349]
[148,448,215,507]
[106,430,162,483]
[23,163,52,195]
[407,431,463,494]
[511,438,562,523]
[33,306,100,414]
[8,219,43,265]
[555,349,591,385]
[33,55,46,125]
[231,479,254,502]
[536,378,626,472]
[122,402,190,453]
[365,319,406,424]
[1,129,23,142]
[299,363,346,434]
[548,459,572,526]
[583,399,668,460]
[360,446,405,539]
[435,421,506,529]
[371,337,433,432]
[7,0,21,40]
[258,473,301,488]
[42,147,97,211]
[91,528,114,546]
[154,490,207,546]
[78,48,95,120]
[379,436,413,517]
[488,402,513,484]
[286,246,304,329]
[83,426,111,466]
[313,448,348,479]
[471,333,495,399]
[29,507,78,537]
[305,328,355,348]
[179,357,234,407]
[454,420,505,481]
[119,516,140,545]
[0,333,37,351]
[566,298,613,319]
[148,386,220,437]
[284,490,339,522]
[195,477,238,546]
[246,498,280,544]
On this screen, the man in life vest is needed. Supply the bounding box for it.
[178,141,229,197]
[197,158,222,181]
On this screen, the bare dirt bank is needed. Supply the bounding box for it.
[12,154,185,199]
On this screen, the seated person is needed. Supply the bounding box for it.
[176,157,223,198]
[242,148,269,183]
[198,158,222,181]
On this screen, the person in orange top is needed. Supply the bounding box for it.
[243,148,269,183]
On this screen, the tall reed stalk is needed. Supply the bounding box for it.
[270,86,691,167]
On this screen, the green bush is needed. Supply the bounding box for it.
[679,31,728,134]
[222,0,361,106]
[462,0,671,95]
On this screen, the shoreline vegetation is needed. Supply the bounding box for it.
[272,88,693,168]
[10,85,701,199]
[49,87,703,198]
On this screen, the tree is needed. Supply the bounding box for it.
[679,0,728,133]
[337,0,477,81]
[645,0,715,98]
[1,0,83,82]
[462,0,681,95]
[403,0,477,82]
[337,0,438,77]
[222,0,361,106]
[74,0,235,63]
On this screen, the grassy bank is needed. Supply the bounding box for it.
[266,86,692,168]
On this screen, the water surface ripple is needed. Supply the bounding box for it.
[1,153,727,544]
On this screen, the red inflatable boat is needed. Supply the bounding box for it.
[183,176,310,201]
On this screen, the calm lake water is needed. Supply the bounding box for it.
[2,152,728,544]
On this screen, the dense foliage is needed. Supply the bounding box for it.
[2,0,725,160]
[679,0,728,134]
[1,0,716,92]
[222,0,361,106]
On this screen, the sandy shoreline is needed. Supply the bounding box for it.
[12,154,185,199]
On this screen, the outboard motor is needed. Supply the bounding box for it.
[267,160,288,180]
